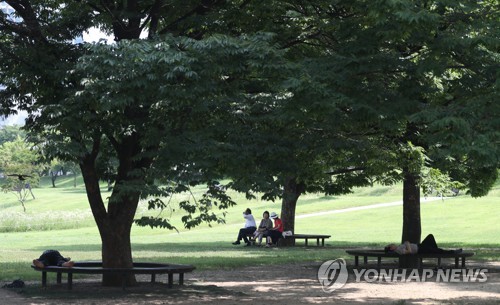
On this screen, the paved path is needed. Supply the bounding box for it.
[296,197,445,219]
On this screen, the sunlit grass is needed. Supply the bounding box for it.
[0,176,498,281]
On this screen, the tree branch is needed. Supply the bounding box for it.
[5,0,47,43]
[157,0,223,35]
[146,0,163,38]
[280,29,321,49]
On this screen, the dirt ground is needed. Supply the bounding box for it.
[2,260,499,305]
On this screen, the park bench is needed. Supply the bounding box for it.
[31,261,195,290]
[283,234,331,246]
[248,233,331,246]
[345,249,474,268]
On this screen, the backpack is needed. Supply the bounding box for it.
[2,279,25,289]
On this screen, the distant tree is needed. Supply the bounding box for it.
[0,137,41,211]
[63,161,81,188]
[48,159,62,188]
[0,125,25,146]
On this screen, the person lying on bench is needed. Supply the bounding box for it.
[384,234,462,255]
[33,250,74,268]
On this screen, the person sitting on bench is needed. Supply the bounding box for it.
[384,234,462,255]
[33,250,74,268]
[266,212,283,247]
[252,210,273,246]
[232,208,257,246]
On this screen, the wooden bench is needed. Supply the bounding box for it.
[31,261,195,290]
[282,234,331,246]
[346,249,474,268]
[247,233,331,246]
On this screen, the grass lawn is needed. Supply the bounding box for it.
[0,176,498,282]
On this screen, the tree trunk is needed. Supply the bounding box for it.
[279,177,305,247]
[80,147,141,287]
[400,168,421,268]
[100,219,136,286]
[50,171,57,188]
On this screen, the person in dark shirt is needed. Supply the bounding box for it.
[32,250,74,268]
[384,234,462,255]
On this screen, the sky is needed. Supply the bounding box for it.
[0,111,28,127]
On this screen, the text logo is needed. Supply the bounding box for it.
[317,258,348,292]
[353,268,488,283]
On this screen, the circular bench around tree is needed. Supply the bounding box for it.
[31,261,195,290]
[346,249,475,269]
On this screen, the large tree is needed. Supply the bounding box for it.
[203,1,398,245]
[0,0,287,286]
[378,0,500,245]
[220,0,499,248]
[0,136,41,211]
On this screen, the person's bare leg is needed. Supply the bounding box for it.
[61,261,74,267]
[33,259,45,268]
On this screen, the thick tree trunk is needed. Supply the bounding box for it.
[279,177,305,247]
[400,168,421,268]
[100,218,136,286]
[80,143,141,287]
[402,170,421,243]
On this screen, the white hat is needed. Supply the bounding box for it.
[270,212,278,219]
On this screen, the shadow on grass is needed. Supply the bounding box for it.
[59,187,110,194]
[23,241,499,273]
[9,265,500,305]
[29,241,500,253]
[296,195,340,205]
[28,241,389,253]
